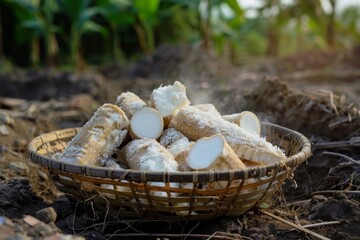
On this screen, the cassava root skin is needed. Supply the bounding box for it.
[193,104,222,117]
[116,91,146,119]
[120,139,179,198]
[159,128,192,158]
[169,106,286,164]
[121,138,178,172]
[223,111,261,137]
[60,104,129,166]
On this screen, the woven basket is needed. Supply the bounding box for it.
[28,123,311,220]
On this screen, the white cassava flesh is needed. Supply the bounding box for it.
[194,104,261,137]
[121,139,179,197]
[223,111,261,137]
[130,107,164,139]
[60,104,129,166]
[116,91,146,119]
[169,106,286,164]
[122,138,178,172]
[187,134,246,171]
[149,81,190,120]
[159,128,192,158]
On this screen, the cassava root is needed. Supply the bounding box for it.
[169,106,286,164]
[60,103,129,166]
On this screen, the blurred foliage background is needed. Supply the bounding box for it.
[0,0,359,70]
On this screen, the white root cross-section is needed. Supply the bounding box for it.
[130,107,164,139]
[187,134,246,171]
[169,106,286,164]
[223,111,261,137]
[116,91,147,119]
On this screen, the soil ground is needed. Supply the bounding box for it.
[0,44,359,239]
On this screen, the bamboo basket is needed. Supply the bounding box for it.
[27,123,311,220]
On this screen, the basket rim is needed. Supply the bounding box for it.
[27,122,312,182]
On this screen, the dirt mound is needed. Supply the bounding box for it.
[245,78,360,140]
[0,70,113,102]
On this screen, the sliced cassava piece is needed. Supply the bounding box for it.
[122,138,178,172]
[116,91,147,119]
[187,134,246,171]
[130,107,164,139]
[159,128,192,158]
[169,106,286,164]
[149,81,190,124]
[60,104,129,166]
[223,111,261,137]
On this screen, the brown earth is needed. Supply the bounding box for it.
[0,45,359,239]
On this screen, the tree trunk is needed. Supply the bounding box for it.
[0,8,4,64]
[111,24,122,63]
[31,39,40,67]
[266,28,278,56]
[200,0,212,51]
[326,0,336,50]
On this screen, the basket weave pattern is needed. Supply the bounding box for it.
[28,123,311,220]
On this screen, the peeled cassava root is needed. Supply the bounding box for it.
[121,138,178,172]
[169,106,286,164]
[149,81,190,125]
[116,91,147,119]
[187,134,246,171]
[120,139,179,198]
[116,91,164,139]
[194,104,261,137]
[223,111,261,137]
[60,103,129,166]
[159,128,192,158]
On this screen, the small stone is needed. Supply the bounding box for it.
[23,215,41,227]
[36,207,57,223]
[0,216,15,227]
[0,216,6,225]
[45,234,86,240]
[33,222,55,236]
[0,124,9,136]
[13,139,28,150]
[0,225,16,239]
[9,162,28,173]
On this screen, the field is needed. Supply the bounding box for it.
[0,45,359,239]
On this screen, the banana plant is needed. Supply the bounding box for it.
[4,0,59,66]
[96,0,134,62]
[337,6,360,48]
[133,0,160,53]
[60,0,107,69]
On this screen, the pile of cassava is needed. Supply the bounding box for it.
[59,81,286,181]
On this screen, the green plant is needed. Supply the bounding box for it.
[97,0,134,62]
[4,0,59,66]
[337,5,360,48]
[133,0,160,53]
[60,0,107,69]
